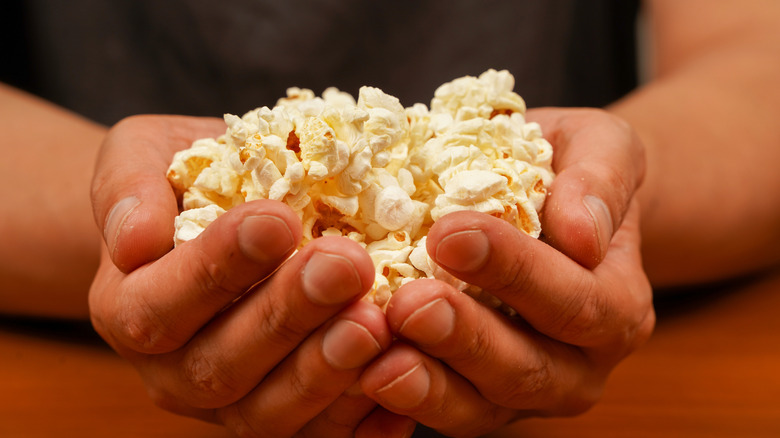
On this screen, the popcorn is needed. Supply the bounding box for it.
[173,204,225,246]
[167,70,555,312]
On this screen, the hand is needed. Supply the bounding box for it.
[358,108,655,436]
[89,115,415,437]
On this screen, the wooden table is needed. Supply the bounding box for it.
[2,268,779,438]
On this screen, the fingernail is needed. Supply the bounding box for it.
[322,319,382,370]
[582,195,613,259]
[238,215,296,264]
[303,252,363,305]
[104,196,141,256]
[374,362,430,409]
[434,229,490,272]
[399,298,454,346]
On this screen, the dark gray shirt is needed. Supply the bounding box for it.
[5,0,638,125]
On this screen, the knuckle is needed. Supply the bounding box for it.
[550,279,607,344]
[121,314,158,352]
[115,297,179,353]
[624,293,656,353]
[180,345,243,407]
[489,245,535,295]
[557,274,655,351]
[450,320,496,367]
[487,356,552,408]
[189,249,239,301]
[446,319,556,410]
[288,364,337,408]
[611,276,656,354]
[255,300,311,350]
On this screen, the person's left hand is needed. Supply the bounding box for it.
[358,108,656,436]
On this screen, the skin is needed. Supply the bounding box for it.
[88,115,412,437]
[614,0,780,287]
[0,83,104,319]
[357,109,654,436]
[2,0,780,436]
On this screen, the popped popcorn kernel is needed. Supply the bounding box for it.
[168,70,555,313]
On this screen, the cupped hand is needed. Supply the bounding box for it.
[359,108,655,437]
[89,115,414,437]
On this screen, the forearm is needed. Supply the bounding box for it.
[0,83,106,318]
[609,0,780,287]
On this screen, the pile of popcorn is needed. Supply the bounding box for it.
[168,69,554,312]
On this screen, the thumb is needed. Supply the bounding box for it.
[529,108,645,269]
[91,115,226,272]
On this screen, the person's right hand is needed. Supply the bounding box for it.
[89,115,416,437]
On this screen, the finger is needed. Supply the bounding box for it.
[217,300,391,438]
[361,343,520,437]
[90,199,302,355]
[91,115,226,272]
[139,236,376,409]
[355,408,417,438]
[383,279,601,418]
[425,207,651,348]
[296,384,379,438]
[527,108,645,268]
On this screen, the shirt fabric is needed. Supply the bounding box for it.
[5,0,639,125]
